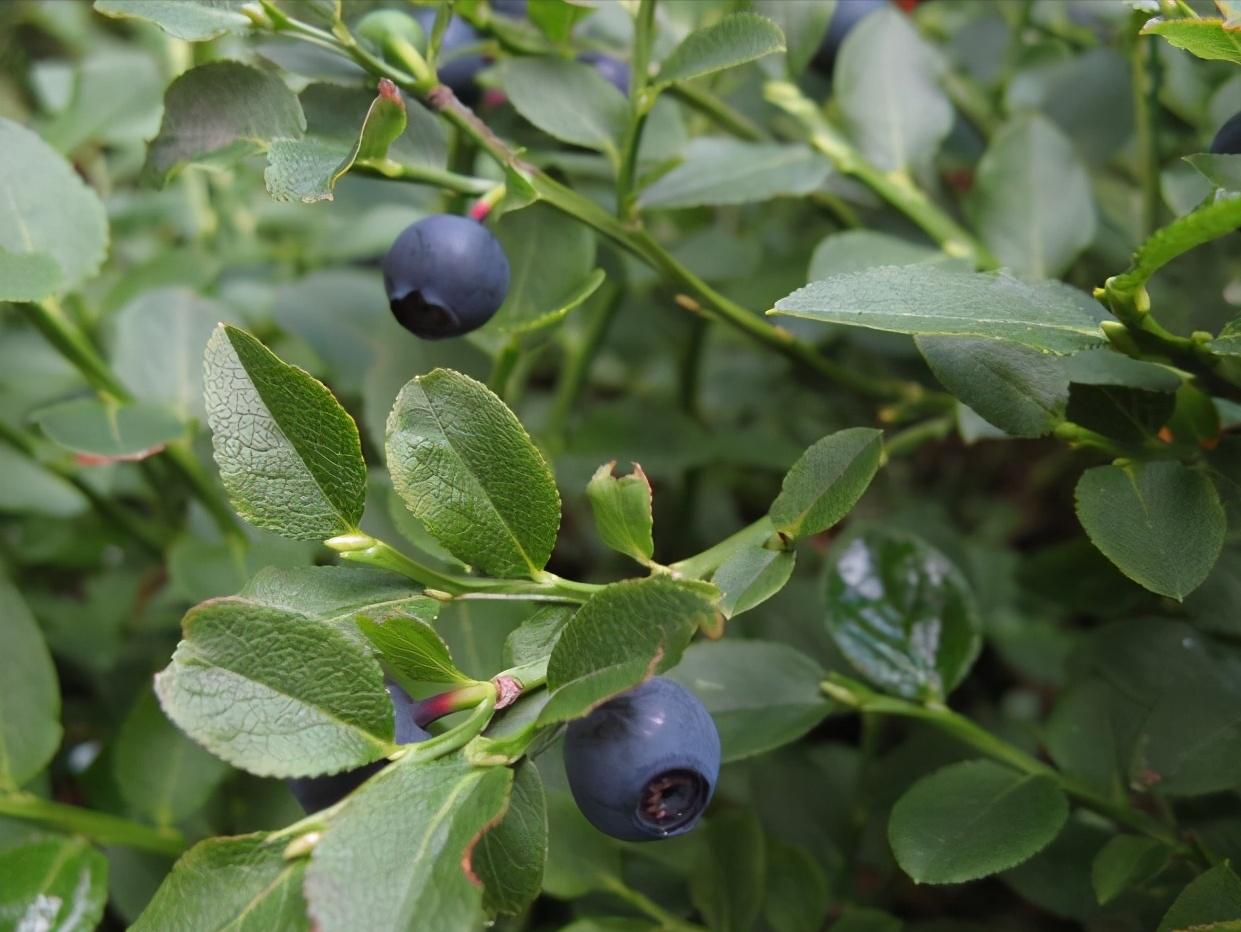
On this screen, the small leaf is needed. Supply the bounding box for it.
[35,397,184,459]
[638,139,829,209]
[540,577,718,725]
[386,369,560,578]
[0,117,108,300]
[769,427,883,538]
[825,530,982,701]
[132,833,307,932]
[773,267,1106,354]
[1142,17,1241,65]
[1185,152,1241,192]
[1091,835,1170,905]
[1157,862,1241,932]
[690,809,766,932]
[504,605,574,668]
[0,837,107,932]
[94,0,252,41]
[305,756,512,932]
[889,760,1069,884]
[1075,461,1225,600]
[500,58,627,155]
[155,597,393,777]
[0,576,61,789]
[586,461,655,564]
[145,61,306,186]
[668,640,829,762]
[474,760,548,916]
[1110,193,1241,294]
[204,324,367,541]
[917,337,1069,438]
[711,545,796,618]
[655,13,786,86]
[356,614,471,686]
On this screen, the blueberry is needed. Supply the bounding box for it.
[382,214,510,339]
[287,682,429,813]
[412,9,485,100]
[564,677,720,841]
[1211,111,1241,155]
[579,51,631,95]
[813,0,888,75]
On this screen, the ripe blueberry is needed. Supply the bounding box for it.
[564,677,720,841]
[579,52,631,94]
[411,9,485,100]
[382,214,510,339]
[1211,111,1241,155]
[287,681,428,813]
[814,0,888,74]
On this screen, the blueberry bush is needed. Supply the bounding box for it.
[2,0,1241,929]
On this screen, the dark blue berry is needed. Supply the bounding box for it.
[1211,111,1241,155]
[564,677,720,842]
[814,0,888,75]
[382,214,510,339]
[286,682,429,813]
[579,51,631,95]
[412,10,485,101]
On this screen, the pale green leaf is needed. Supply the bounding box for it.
[500,58,627,155]
[0,576,61,790]
[639,139,828,209]
[94,0,252,41]
[1142,17,1241,65]
[586,461,654,564]
[655,13,786,86]
[35,398,184,459]
[711,546,796,619]
[356,614,471,686]
[770,427,882,538]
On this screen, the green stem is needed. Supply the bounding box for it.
[488,337,521,401]
[883,415,954,459]
[822,675,1185,850]
[543,282,623,451]
[1131,26,1160,239]
[670,515,775,579]
[0,793,185,856]
[600,876,706,932]
[669,81,768,141]
[615,0,657,218]
[393,693,497,765]
[353,158,494,195]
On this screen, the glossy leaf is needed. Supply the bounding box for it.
[132,833,307,932]
[773,268,1107,354]
[1075,461,1225,600]
[0,836,107,932]
[889,760,1069,884]
[155,598,393,777]
[769,427,883,538]
[475,760,548,916]
[1091,835,1170,905]
[94,0,252,40]
[0,577,61,789]
[500,58,626,155]
[669,639,829,761]
[825,530,982,701]
[204,325,367,540]
[586,461,654,564]
[1157,862,1241,932]
[655,13,786,85]
[386,369,560,578]
[712,545,796,618]
[0,117,108,300]
[639,139,829,209]
[305,756,512,932]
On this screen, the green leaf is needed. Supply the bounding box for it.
[0,117,108,300]
[356,614,471,686]
[34,398,184,460]
[1091,835,1170,905]
[503,605,574,676]
[754,0,835,76]
[835,8,951,172]
[132,833,307,932]
[969,115,1097,278]
[830,908,902,932]
[1215,317,1241,358]
[655,13,786,86]
[773,267,1106,354]
[386,369,561,578]
[809,230,964,278]
[917,337,1069,438]
[1185,152,1241,192]
[145,61,306,186]
[586,461,655,564]
[669,640,829,762]
[155,597,394,777]
[1142,17,1241,66]
[889,760,1069,884]
[769,427,883,538]
[638,139,829,209]
[540,577,718,725]
[542,791,622,898]
[689,809,766,932]
[304,755,512,932]
[711,546,796,619]
[94,0,252,41]
[1110,193,1241,294]
[0,445,88,518]
[500,58,627,155]
[242,566,439,633]
[763,840,831,932]
[204,324,367,541]
[1134,681,1241,796]
[0,576,61,789]
[0,836,107,932]
[825,530,982,701]
[114,688,231,827]
[266,79,407,203]
[491,203,602,334]
[474,760,547,916]
[527,0,592,43]
[1075,461,1225,600]
[1157,863,1241,932]
[1063,348,1182,392]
